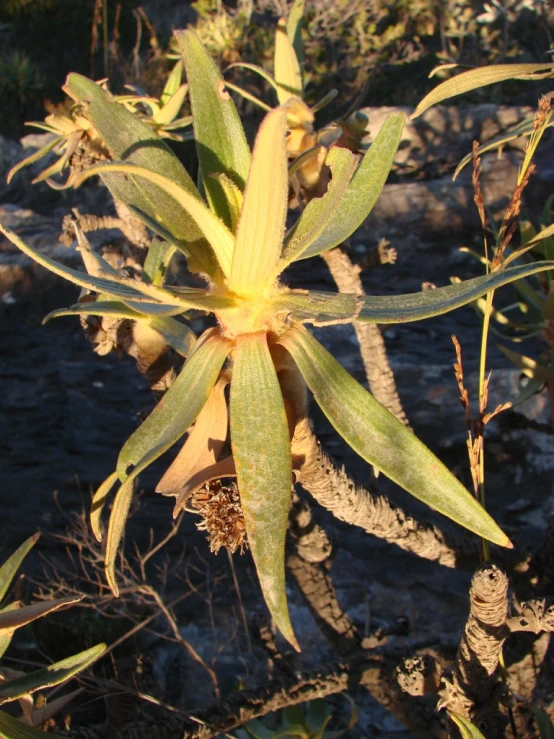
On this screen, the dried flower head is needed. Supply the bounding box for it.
[193,480,248,554]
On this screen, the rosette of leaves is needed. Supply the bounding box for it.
[0,535,105,738]
[4,33,554,649]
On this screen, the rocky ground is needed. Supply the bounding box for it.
[1,107,554,737]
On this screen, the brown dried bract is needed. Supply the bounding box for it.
[193,480,248,554]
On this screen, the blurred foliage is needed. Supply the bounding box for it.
[1,0,553,139]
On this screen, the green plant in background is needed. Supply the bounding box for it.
[233,697,358,739]
[0,535,105,738]
[6,31,554,648]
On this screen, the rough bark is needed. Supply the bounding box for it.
[287,495,361,657]
[66,656,385,739]
[438,564,510,737]
[321,246,409,426]
[292,416,475,567]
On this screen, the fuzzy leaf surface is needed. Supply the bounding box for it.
[296,113,405,260]
[0,709,66,738]
[279,325,511,547]
[274,18,302,103]
[177,30,250,225]
[273,261,554,324]
[230,333,297,648]
[280,147,358,267]
[63,74,212,271]
[75,163,235,276]
[231,108,289,295]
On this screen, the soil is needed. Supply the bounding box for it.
[1,123,554,737]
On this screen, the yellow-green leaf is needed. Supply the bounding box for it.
[279,325,511,548]
[154,84,188,126]
[0,597,82,633]
[274,18,302,103]
[296,113,406,260]
[286,0,305,73]
[497,345,554,384]
[0,535,39,605]
[0,644,106,704]
[74,163,235,277]
[117,330,232,480]
[280,147,358,268]
[272,261,554,325]
[448,712,486,739]
[413,63,554,119]
[6,136,64,184]
[0,709,67,738]
[230,333,297,649]
[90,471,119,542]
[230,108,289,296]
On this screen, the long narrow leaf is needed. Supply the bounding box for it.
[90,471,119,542]
[177,30,251,225]
[296,113,406,260]
[272,261,554,325]
[230,108,289,296]
[286,0,305,74]
[117,330,231,480]
[280,147,358,267]
[74,163,235,277]
[0,597,82,632]
[0,536,39,605]
[7,136,63,184]
[413,63,554,118]
[230,333,297,649]
[279,325,511,548]
[0,644,106,704]
[274,18,302,103]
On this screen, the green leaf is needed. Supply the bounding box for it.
[453,117,538,180]
[153,84,188,127]
[230,108,289,296]
[177,30,251,226]
[533,708,554,739]
[0,597,82,633]
[503,223,554,267]
[296,113,406,260]
[280,147,358,268]
[6,136,64,184]
[286,0,305,74]
[149,317,196,356]
[104,476,135,596]
[413,63,554,119]
[160,59,183,106]
[274,18,302,103]
[0,643,106,704]
[0,222,209,311]
[448,711,486,739]
[143,240,175,286]
[230,333,297,649]
[209,173,243,234]
[279,325,511,548]
[0,536,39,604]
[497,345,554,384]
[63,74,214,274]
[223,82,273,113]
[74,163,235,278]
[90,471,119,542]
[272,261,554,325]
[117,330,232,480]
[0,709,67,738]
[225,63,279,92]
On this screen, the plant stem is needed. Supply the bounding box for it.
[478,289,494,561]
